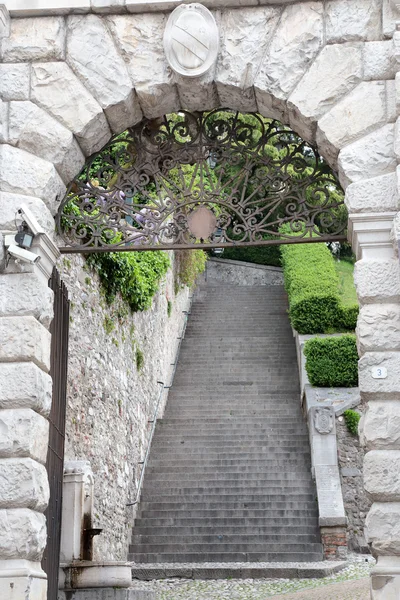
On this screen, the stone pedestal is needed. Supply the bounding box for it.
[0,560,47,600]
[371,557,400,599]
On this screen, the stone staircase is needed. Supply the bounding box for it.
[129,282,323,564]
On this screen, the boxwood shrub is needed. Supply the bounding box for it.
[304,334,359,387]
[280,242,358,334]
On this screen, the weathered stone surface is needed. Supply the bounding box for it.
[174,68,219,113]
[0,316,51,373]
[382,0,399,38]
[1,17,65,62]
[0,409,49,464]
[338,124,397,187]
[288,44,362,142]
[92,0,126,13]
[0,273,53,328]
[359,351,400,397]
[362,401,400,450]
[345,172,399,213]
[0,457,49,510]
[0,362,52,417]
[354,260,400,304]
[31,62,111,156]
[358,304,400,353]
[8,101,85,185]
[364,41,397,81]
[206,258,283,286]
[0,98,8,144]
[254,2,323,122]
[317,81,389,164]
[0,192,55,232]
[366,502,400,554]
[364,450,400,501]
[0,145,65,206]
[66,15,141,132]
[0,508,46,560]
[0,63,30,100]
[216,7,281,111]
[107,13,179,119]
[325,0,381,43]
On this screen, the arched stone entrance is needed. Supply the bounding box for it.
[1,2,400,599]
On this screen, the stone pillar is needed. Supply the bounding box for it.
[349,212,400,599]
[0,225,59,599]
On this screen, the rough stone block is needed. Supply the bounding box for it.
[8,101,85,185]
[0,192,55,233]
[0,63,30,101]
[0,316,51,373]
[359,352,400,398]
[107,13,179,119]
[288,43,362,143]
[325,0,382,43]
[362,401,400,450]
[338,124,396,187]
[254,2,323,122]
[31,62,111,156]
[363,41,397,80]
[0,409,49,464]
[0,458,49,511]
[317,81,388,164]
[364,450,400,501]
[1,17,65,62]
[0,362,52,416]
[0,508,46,560]
[354,260,400,304]
[345,172,399,213]
[66,15,142,133]
[0,99,8,144]
[0,273,53,328]
[0,145,65,209]
[92,0,126,13]
[358,304,400,353]
[216,7,281,110]
[382,0,399,38]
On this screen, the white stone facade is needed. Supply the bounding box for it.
[1,1,400,598]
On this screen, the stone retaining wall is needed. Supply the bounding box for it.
[60,252,189,561]
[206,258,284,286]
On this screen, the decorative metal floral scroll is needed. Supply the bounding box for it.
[57,110,347,253]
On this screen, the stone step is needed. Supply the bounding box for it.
[129,551,324,563]
[137,509,319,520]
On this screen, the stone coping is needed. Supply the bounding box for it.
[208,257,283,273]
[304,385,361,416]
[3,0,335,18]
[130,561,347,580]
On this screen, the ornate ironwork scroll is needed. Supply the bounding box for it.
[57,110,347,253]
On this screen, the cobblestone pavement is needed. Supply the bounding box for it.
[130,555,374,599]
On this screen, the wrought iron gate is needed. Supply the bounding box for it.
[42,268,70,600]
[56,110,347,254]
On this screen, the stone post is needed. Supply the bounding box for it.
[349,212,400,599]
[0,227,59,600]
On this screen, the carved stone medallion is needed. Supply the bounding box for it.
[164,3,219,78]
[314,407,334,435]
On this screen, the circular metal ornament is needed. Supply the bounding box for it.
[164,3,219,78]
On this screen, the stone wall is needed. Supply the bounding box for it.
[337,406,372,553]
[206,258,284,286]
[59,252,189,561]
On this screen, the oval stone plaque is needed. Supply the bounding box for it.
[187,206,217,240]
[164,3,219,78]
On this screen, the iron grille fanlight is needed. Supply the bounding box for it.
[56,110,347,253]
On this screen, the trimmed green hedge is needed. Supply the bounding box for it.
[281,242,358,334]
[304,334,359,387]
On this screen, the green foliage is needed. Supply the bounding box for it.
[220,243,282,267]
[343,409,361,435]
[176,250,207,288]
[167,299,172,317]
[103,315,114,335]
[87,251,170,313]
[304,334,359,387]
[136,347,144,371]
[281,243,358,334]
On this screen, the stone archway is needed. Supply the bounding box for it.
[0,2,400,599]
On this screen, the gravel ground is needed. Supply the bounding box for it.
[130,555,374,600]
